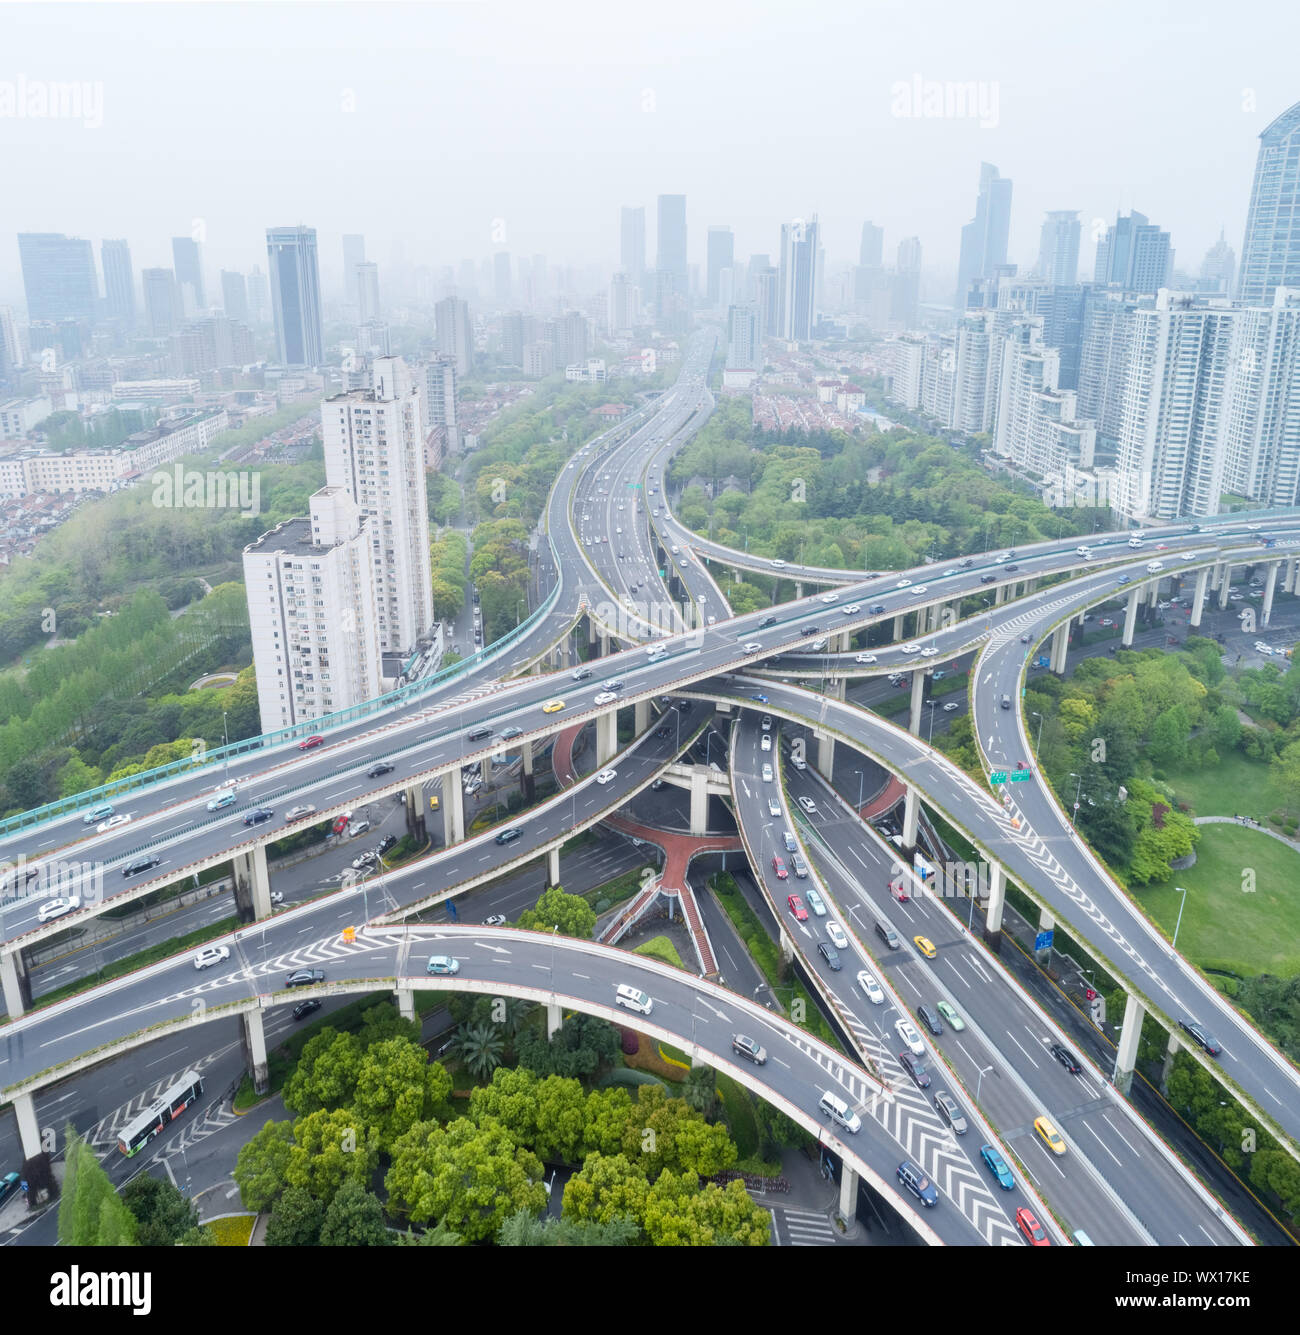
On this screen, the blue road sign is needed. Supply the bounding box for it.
[1034,929,1054,952]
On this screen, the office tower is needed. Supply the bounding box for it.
[860,221,884,270]
[1237,101,1300,304]
[435,296,473,377]
[751,264,778,345]
[423,355,459,451]
[221,270,249,323]
[778,214,820,341]
[321,356,434,656]
[501,311,525,365]
[1036,212,1081,286]
[493,252,512,307]
[706,226,734,306]
[718,266,735,313]
[0,308,19,380]
[726,305,760,370]
[608,275,638,335]
[355,262,381,323]
[1093,211,1173,294]
[342,234,366,305]
[620,206,646,290]
[892,236,922,327]
[1199,232,1237,294]
[100,240,135,327]
[955,163,1013,307]
[656,194,689,327]
[244,487,382,733]
[172,236,205,313]
[1026,284,1086,390]
[141,268,181,337]
[247,266,269,322]
[17,233,98,322]
[266,225,323,366]
[169,313,256,374]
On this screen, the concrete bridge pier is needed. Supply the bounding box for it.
[0,949,31,1019]
[1050,623,1069,674]
[1122,588,1141,647]
[982,863,1006,953]
[242,1008,269,1095]
[596,709,618,766]
[233,843,272,921]
[1114,993,1146,1095]
[441,771,465,845]
[1190,567,1209,628]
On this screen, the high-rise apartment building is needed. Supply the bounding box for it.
[422,355,459,452]
[860,221,884,269]
[435,296,473,377]
[247,266,269,322]
[17,233,98,323]
[726,305,760,370]
[266,225,323,367]
[707,226,734,306]
[221,270,249,324]
[172,236,205,313]
[1237,101,1300,305]
[1199,233,1237,294]
[1036,212,1081,286]
[955,163,1013,307]
[100,240,135,327]
[608,275,638,335]
[342,234,366,305]
[244,486,381,733]
[141,268,181,337]
[620,206,645,290]
[321,356,434,656]
[892,236,922,328]
[778,215,820,341]
[355,262,380,324]
[1093,211,1173,294]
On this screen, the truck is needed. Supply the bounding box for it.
[1035,654,1050,668]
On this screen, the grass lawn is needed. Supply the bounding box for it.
[1141,824,1300,977]
[1162,752,1292,822]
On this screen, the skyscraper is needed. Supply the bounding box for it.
[221,270,249,324]
[342,234,366,306]
[893,237,922,328]
[17,233,98,322]
[656,194,688,300]
[423,355,459,452]
[778,215,820,341]
[101,239,136,327]
[1237,101,1300,305]
[1199,233,1236,294]
[1036,211,1081,286]
[955,163,1013,307]
[706,226,734,306]
[860,222,884,270]
[1093,211,1173,294]
[172,236,205,313]
[355,262,380,324]
[620,207,645,290]
[141,268,181,337]
[435,296,473,377]
[726,305,760,370]
[247,266,269,322]
[608,274,638,335]
[266,226,323,366]
[494,252,512,307]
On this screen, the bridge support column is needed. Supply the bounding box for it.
[480,756,491,784]
[599,630,610,659]
[12,1091,40,1160]
[838,1163,857,1220]
[994,582,1006,606]
[635,698,650,732]
[1190,568,1209,629]
[689,769,709,835]
[396,987,415,1024]
[1218,564,1233,609]
[405,783,428,841]
[521,739,535,802]
[441,771,465,846]
[547,1002,562,1040]
[909,669,925,736]
[983,863,1005,952]
[1050,623,1069,674]
[1113,993,1145,1095]
[1122,588,1140,647]
[242,1008,269,1095]
[597,709,618,766]
[1263,560,1280,627]
[0,949,29,1019]
[892,613,905,640]
[1283,558,1297,594]
[233,842,271,922]
[817,731,835,780]
[587,615,597,646]
[901,784,920,853]
[794,582,803,600]
[779,930,795,963]
[828,675,846,701]
[1147,580,1159,609]
[546,846,561,887]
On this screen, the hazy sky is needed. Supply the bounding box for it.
[3,0,1299,302]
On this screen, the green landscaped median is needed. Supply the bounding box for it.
[1143,824,1300,978]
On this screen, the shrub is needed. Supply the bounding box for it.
[620,1028,639,1055]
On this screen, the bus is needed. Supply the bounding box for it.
[116,1071,204,1157]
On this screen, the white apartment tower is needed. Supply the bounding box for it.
[321,356,435,657]
[243,487,381,733]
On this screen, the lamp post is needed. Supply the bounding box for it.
[927,699,937,746]
[1171,886,1189,952]
[854,768,866,814]
[221,710,230,783]
[975,1063,994,1103]
[1068,771,1084,825]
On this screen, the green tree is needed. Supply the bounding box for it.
[562,1151,649,1226]
[1271,740,1300,816]
[457,1021,506,1080]
[264,1184,324,1247]
[283,1108,380,1207]
[352,1037,453,1148]
[281,1029,365,1117]
[233,1119,296,1213]
[319,1178,390,1246]
[120,1173,204,1246]
[682,1062,717,1117]
[517,884,597,938]
[498,1209,638,1246]
[58,1132,137,1246]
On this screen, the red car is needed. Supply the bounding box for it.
[299,735,324,750]
[787,894,807,921]
[1016,1207,1050,1247]
[772,854,789,880]
[890,877,910,903]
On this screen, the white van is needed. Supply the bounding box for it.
[818,1091,861,1134]
[614,984,653,1015]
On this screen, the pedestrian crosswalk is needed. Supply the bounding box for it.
[774,1206,838,1245]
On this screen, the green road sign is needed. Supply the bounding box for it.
[1010,768,1033,782]
[989,770,1008,785]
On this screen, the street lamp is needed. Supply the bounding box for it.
[975,1063,994,1102]
[926,699,937,746]
[1068,771,1084,825]
[1171,885,1189,952]
[221,710,230,783]
[854,768,866,814]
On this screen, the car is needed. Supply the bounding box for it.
[1034,1116,1067,1156]
[1075,545,1091,556]
[889,876,910,903]
[869,603,886,614]
[742,641,763,653]
[193,945,230,970]
[366,762,396,780]
[820,593,838,603]
[37,895,81,923]
[791,852,809,878]
[82,802,114,825]
[1020,633,1032,644]
[1017,1207,1051,1246]
[595,768,618,785]
[1146,561,1164,573]
[292,999,323,1021]
[979,573,996,584]
[285,804,317,821]
[770,558,787,568]
[678,558,688,568]
[760,733,772,752]
[826,920,849,949]
[243,807,274,827]
[895,1019,925,1056]
[936,1001,965,1031]
[797,795,818,814]
[352,850,379,869]
[857,970,885,1003]
[1000,694,1011,710]
[427,955,461,976]
[902,641,922,653]
[897,1159,938,1207]
[912,586,928,595]
[932,1091,969,1135]
[898,1051,931,1088]
[817,941,842,970]
[122,855,161,878]
[495,827,522,845]
[761,764,773,783]
[97,813,132,833]
[542,699,565,713]
[1051,1042,1082,1074]
[799,625,819,636]
[855,653,877,664]
[771,854,789,880]
[286,968,325,988]
[299,735,324,750]
[750,692,768,704]
[1117,574,1132,586]
[913,935,938,959]
[766,797,781,817]
[919,646,938,658]
[593,691,618,705]
[206,791,238,811]
[896,579,912,588]
[376,834,397,855]
[1246,522,1263,531]
[782,829,798,852]
[843,603,861,615]
[571,667,592,681]
[1002,565,1019,574]
[466,725,493,742]
[1179,551,1196,561]
[917,1003,944,1036]
[942,701,960,712]
[1178,1018,1222,1056]
[607,680,625,692]
[500,726,524,740]
[760,615,778,628]
[790,755,807,771]
[801,887,826,916]
[760,715,773,731]
[787,894,808,921]
[731,1034,767,1065]
[615,984,653,1015]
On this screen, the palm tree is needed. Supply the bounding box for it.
[457,1021,505,1080]
[682,1063,717,1117]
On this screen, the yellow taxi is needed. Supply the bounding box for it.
[913,935,938,959]
[1034,1116,1066,1156]
[542,699,565,714]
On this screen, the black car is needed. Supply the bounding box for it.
[817,941,842,971]
[367,762,394,778]
[1051,1042,1082,1074]
[466,726,492,742]
[980,574,996,584]
[607,680,625,691]
[243,808,274,826]
[917,1003,944,1036]
[122,855,161,879]
[899,1051,931,1089]
[292,999,322,1021]
[960,558,974,568]
[869,603,886,614]
[1179,1018,1222,1056]
[495,827,522,845]
[376,834,398,854]
[1004,564,1019,573]
[760,615,778,628]
[655,727,671,739]
[800,624,820,636]
[571,667,592,681]
[286,968,325,988]
[731,1034,768,1065]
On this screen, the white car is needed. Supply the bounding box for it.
[194,944,230,970]
[761,764,773,783]
[855,653,877,664]
[791,756,808,772]
[593,691,618,704]
[797,795,817,813]
[912,586,928,595]
[896,579,912,588]
[615,984,653,1015]
[826,920,849,949]
[842,604,861,615]
[767,797,781,817]
[742,641,763,652]
[896,1019,926,1057]
[1145,561,1164,573]
[38,896,81,923]
[902,642,922,654]
[595,768,618,785]
[1179,552,1196,561]
[761,716,772,731]
[942,701,960,712]
[857,970,885,1004]
[820,593,838,603]
[920,646,939,658]
[770,559,787,568]
[760,734,772,752]
[97,813,132,833]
